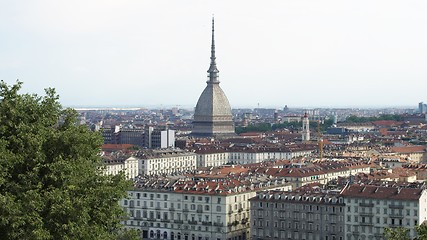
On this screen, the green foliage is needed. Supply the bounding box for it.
[236,123,272,134]
[0,81,136,240]
[384,227,410,240]
[236,118,334,134]
[272,122,300,131]
[345,114,403,123]
[383,225,427,240]
[117,229,141,240]
[416,224,427,240]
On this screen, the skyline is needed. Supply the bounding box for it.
[1,1,427,109]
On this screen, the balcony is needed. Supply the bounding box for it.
[389,205,404,209]
[174,220,184,224]
[202,221,212,226]
[359,212,374,217]
[390,213,404,218]
[359,203,374,207]
[161,219,170,223]
[188,220,198,225]
[196,209,203,213]
[213,222,223,227]
[169,207,175,211]
[360,222,373,226]
[183,208,189,212]
[155,207,161,210]
[147,218,156,222]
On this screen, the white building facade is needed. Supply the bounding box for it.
[138,149,197,176]
[341,184,427,240]
[121,178,292,240]
[196,148,313,168]
[103,156,139,179]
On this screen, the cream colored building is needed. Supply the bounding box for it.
[103,156,139,179]
[121,176,291,240]
[197,148,313,168]
[138,149,197,175]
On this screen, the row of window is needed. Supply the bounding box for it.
[255,202,343,212]
[347,216,417,226]
[253,229,342,240]
[347,206,417,215]
[253,220,343,232]
[347,198,415,206]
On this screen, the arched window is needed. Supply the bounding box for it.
[164,231,168,239]
[171,232,175,240]
[150,230,154,238]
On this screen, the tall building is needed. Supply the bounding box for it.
[251,183,427,240]
[121,174,291,240]
[119,128,145,146]
[302,113,310,142]
[250,190,345,240]
[145,126,175,149]
[341,184,427,240]
[419,102,427,114]
[192,18,235,137]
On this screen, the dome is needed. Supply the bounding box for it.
[191,17,235,137]
[194,83,232,118]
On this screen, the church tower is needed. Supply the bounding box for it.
[192,18,235,137]
[302,112,310,142]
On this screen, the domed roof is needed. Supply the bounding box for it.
[191,17,235,137]
[194,83,232,118]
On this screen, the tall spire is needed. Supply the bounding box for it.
[207,16,219,83]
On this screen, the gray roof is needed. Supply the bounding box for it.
[194,82,232,118]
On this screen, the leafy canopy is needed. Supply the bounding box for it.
[384,225,427,240]
[0,81,136,240]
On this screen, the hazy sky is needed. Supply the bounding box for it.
[1,1,426,109]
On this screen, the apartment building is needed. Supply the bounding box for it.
[195,146,314,168]
[255,161,371,188]
[103,156,138,179]
[250,190,345,240]
[250,182,427,240]
[341,184,427,240]
[121,175,292,240]
[137,149,197,175]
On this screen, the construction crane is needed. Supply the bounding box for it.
[317,119,323,161]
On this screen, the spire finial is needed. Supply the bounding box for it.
[212,17,215,58]
[207,16,219,83]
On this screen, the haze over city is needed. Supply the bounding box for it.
[1,0,426,108]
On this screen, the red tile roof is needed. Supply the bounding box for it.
[341,184,423,200]
[391,146,426,154]
[102,144,134,151]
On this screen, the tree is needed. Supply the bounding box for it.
[0,81,137,239]
[383,227,410,240]
[415,224,427,240]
